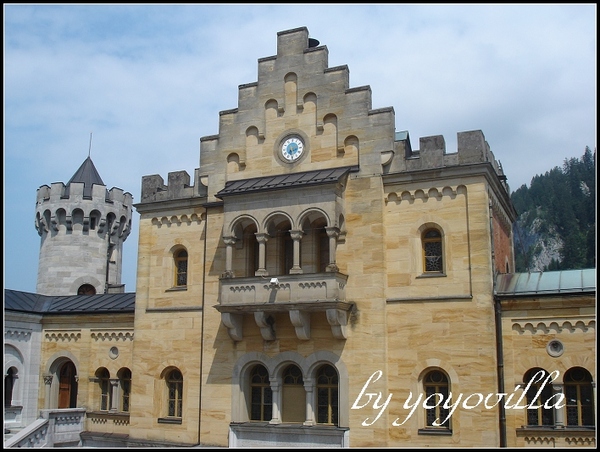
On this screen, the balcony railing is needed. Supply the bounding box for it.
[216,272,353,341]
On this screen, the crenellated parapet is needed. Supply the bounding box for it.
[139,168,208,204]
[390,129,511,194]
[35,181,133,241]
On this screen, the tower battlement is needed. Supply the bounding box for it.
[140,169,207,203]
[36,181,133,205]
[392,129,510,192]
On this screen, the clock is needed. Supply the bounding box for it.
[281,136,304,162]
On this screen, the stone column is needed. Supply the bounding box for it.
[325,227,340,272]
[43,374,53,409]
[303,378,315,426]
[110,379,119,411]
[269,382,281,424]
[222,236,237,278]
[552,383,565,428]
[255,233,269,277]
[289,230,304,274]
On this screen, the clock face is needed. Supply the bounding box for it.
[281,136,304,162]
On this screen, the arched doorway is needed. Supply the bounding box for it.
[58,361,78,408]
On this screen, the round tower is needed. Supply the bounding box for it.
[34,156,133,296]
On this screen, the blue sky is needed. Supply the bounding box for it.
[3,4,596,293]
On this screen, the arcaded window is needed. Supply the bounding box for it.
[281,364,305,422]
[96,368,111,411]
[524,368,554,426]
[316,364,339,425]
[422,228,443,273]
[166,369,183,418]
[423,370,450,429]
[564,367,595,427]
[174,249,188,287]
[119,368,131,412]
[250,365,272,421]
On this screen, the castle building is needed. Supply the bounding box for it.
[4,27,596,448]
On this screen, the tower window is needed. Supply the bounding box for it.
[166,369,183,418]
[77,284,96,295]
[174,249,188,287]
[422,228,444,273]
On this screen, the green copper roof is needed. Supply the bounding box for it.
[495,269,596,296]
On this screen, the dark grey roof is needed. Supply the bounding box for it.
[4,289,135,314]
[216,166,358,198]
[64,156,106,199]
[495,269,596,297]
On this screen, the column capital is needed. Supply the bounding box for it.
[290,229,304,241]
[325,226,340,238]
[255,232,270,243]
[223,236,238,246]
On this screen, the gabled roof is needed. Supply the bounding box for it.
[495,269,596,297]
[216,166,358,198]
[4,289,135,315]
[64,156,106,199]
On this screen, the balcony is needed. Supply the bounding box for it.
[215,272,353,341]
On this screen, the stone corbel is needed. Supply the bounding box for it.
[221,312,243,341]
[381,150,394,166]
[289,310,311,340]
[254,311,276,341]
[326,308,348,339]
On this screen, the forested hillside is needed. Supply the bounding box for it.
[511,146,596,272]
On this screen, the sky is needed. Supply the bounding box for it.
[3,4,596,294]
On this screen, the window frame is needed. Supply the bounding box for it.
[173,249,188,287]
[564,367,595,427]
[316,364,339,426]
[166,368,183,418]
[419,369,452,435]
[249,364,272,422]
[524,368,555,427]
[421,227,444,274]
[96,368,111,411]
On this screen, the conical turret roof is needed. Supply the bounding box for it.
[65,156,105,198]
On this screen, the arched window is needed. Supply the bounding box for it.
[5,367,16,407]
[423,370,450,429]
[564,367,594,427]
[422,228,444,273]
[249,365,272,421]
[119,368,131,412]
[166,369,183,418]
[77,284,96,295]
[316,364,338,425]
[281,364,304,423]
[174,249,188,287]
[524,368,554,426]
[96,368,111,411]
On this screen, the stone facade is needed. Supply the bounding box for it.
[131,27,515,447]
